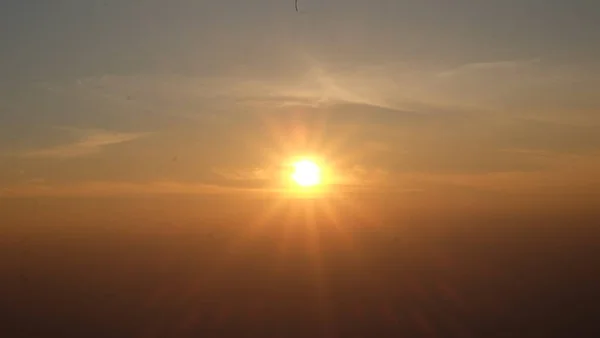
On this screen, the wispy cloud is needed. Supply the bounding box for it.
[438,58,541,77]
[421,152,600,195]
[0,180,260,198]
[57,58,398,117]
[212,167,272,181]
[21,127,149,159]
[331,165,391,186]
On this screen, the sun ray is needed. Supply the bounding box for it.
[220,197,286,257]
[320,197,360,253]
[300,200,337,334]
[206,105,389,314]
[272,199,304,272]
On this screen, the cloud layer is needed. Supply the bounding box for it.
[2,55,600,198]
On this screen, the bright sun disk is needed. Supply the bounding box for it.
[291,159,321,187]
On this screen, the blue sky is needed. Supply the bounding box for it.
[1,0,599,199]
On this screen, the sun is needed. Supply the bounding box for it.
[291,159,321,187]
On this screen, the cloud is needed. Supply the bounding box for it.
[363,141,391,153]
[315,102,600,173]
[211,160,396,192]
[437,58,541,77]
[331,165,391,187]
[0,164,397,198]
[212,167,272,181]
[56,58,397,119]
[21,127,149,159]
[417,152,600,195]
[35,56,600,131]
[3,152,599,199]
[0,180,262,198]
[24,61,600,179]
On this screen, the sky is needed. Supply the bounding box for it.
[1,0,599,210]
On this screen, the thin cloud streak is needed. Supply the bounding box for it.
[0,180,266,198]
[61,58,398,116]
[212,167,272,181]
[2,153,599,198]
[21,128,149,159]
[437,58,541,77]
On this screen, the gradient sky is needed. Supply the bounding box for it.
[1,0,599,205]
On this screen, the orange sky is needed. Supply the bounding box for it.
[1,1,599,215]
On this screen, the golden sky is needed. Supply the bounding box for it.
[1,1,599,213]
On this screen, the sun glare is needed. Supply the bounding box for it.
[291,159,321,187]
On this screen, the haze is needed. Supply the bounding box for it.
[1,1,599,337]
